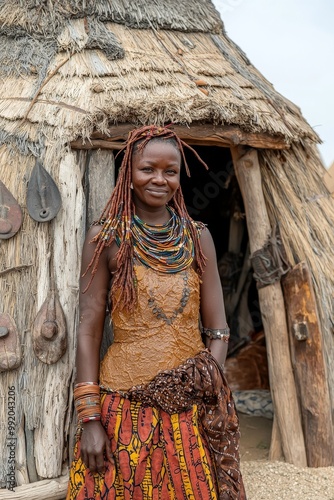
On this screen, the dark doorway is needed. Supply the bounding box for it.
[181,145,234,258]
[183,145,268,397]
[182,145,263,342]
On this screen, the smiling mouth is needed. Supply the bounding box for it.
[146,189,168,194]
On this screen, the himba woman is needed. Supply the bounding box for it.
[66,125,246,500]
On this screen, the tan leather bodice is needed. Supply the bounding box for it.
[99,265,204,391]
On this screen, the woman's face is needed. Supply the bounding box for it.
[131,140,181,210]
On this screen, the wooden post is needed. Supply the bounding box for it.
[269,417,284,461]
[33,153,86,479]
[282,262,334,466]
[230,146,307,467]
[84,148,115,359]
[85,148,115,227]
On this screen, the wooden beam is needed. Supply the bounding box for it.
[71,137,234,150]
[71,139,122,151]
[70,124,289,151]
[175,125,289,149]
[0,475,68,500]
[230,145,307,467]
[282,261,334,466]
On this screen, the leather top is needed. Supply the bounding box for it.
[99,265,204,391]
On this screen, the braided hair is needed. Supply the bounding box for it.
[83,125,209,311]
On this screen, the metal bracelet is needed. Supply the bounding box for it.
[202,326,230,342]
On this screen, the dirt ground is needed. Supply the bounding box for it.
[239,414,334,500]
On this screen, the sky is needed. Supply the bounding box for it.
[212,0,334,168]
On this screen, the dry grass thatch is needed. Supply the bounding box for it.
[0,0,223,37]
[0,5,319,158]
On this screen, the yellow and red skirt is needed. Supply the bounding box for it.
[67,351,246,500]
[67,394,217,499]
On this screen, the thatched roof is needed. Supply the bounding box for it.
[0,0,223,35]
[0,0,319,158]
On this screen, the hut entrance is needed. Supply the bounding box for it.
[182,145,270,414]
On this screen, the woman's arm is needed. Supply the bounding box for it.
[75,226,115,472]
[199,228,229,366]
[76,226,110,382]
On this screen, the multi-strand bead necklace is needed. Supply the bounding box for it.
[131,206,194,273]
[129,206,194,324]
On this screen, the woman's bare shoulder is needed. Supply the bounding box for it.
[198,225,214,249]
[86,224,102,239]
[83,225,118,273]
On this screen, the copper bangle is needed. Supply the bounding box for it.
[74,382,101,424]
[74,381,99,388]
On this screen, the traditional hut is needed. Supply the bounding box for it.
[0,1,334,497]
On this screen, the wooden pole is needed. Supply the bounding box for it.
[85,148,115,227]
[269,417,284,461]
[230,146,307,467]
[282,262,334,466]
[84,148,115,359]
[0,475,68,500]
[32,153,85,478]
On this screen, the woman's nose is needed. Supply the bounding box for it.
[152,172,167,184]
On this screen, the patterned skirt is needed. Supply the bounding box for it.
[66,351,246,500]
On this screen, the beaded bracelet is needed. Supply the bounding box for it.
[74,382,101,424]
[75,381,99,388]
[202,326,230,343]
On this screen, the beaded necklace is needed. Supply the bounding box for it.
[130,206,194,273]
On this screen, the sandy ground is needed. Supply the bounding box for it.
[239,414,334,500]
